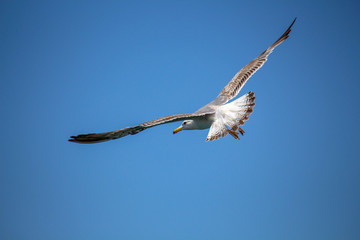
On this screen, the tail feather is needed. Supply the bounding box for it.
[206,91,255,141]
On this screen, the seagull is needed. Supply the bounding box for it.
[69,18,296,143]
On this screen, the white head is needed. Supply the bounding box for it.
[173,120,195,134]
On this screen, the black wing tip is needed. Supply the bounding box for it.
[68,136,77,142]
[290,17,297,28]
[288,17,297,31]
[68,136,83,143]
[272,17,297,46]
[68,133,109,144]
[259,17,297,56]
[68,136,89,143]
[283,17,297,37]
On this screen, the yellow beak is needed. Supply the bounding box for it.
[173,126,183,134]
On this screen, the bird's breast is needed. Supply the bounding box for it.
[192,115,215,130]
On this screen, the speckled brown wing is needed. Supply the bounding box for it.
[69,112,211,143]
[214,18,296,105]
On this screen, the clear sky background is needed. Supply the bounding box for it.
[1,0,359,239]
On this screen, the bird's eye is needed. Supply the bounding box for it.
[183,122,187,125]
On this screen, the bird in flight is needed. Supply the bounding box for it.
[69,18,296,143]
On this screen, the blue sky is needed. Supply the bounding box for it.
[1,0,360,239]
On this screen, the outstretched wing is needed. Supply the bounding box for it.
[213,18,296,105]
[69,112,210,143]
